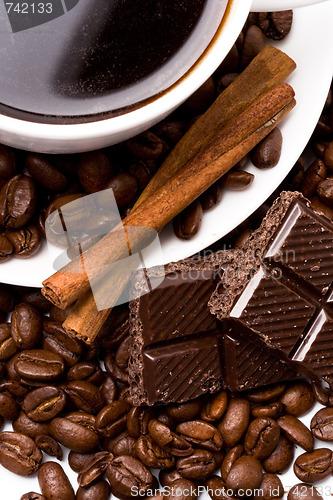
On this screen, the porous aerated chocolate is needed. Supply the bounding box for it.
[128,250,298,406]
[210,191,333,388]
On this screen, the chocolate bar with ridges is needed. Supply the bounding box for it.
[129,250,298,405]
[210,192,333,387]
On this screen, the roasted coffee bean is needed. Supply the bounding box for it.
[5,225,42,258]
[149,419,193,457]
[14,349,65,382]
[20,493,46,500]
[173,200,203,240]
[0,234,13,262]
[324,141,333,171]
[257,11,293,39]
[0,175,37,229]
[22,386,66,422]
[199,182,223,210]
[50,412,99,453]
[0,323,18,361]
[115,335,132,369]
[77,151,114,193]
[76,480,111,500]
[244,417,280,460]
[68,450,97,473]
[311,407,333,440]
[216,73,239,94]
[222,171,254,190]
[78,451,113,487]
[0,145,16,179]
[311,381,333,407]
[106,455,153,499]
[64,380,104,414]
[251,402,283,419]
[153,120,185,147]
[167,400,202,422]
[0,391,19,420]
[127,131,164,160]
[26,154,68,191]
[96,305,130,352]
[279,380,314,416]
[38,461,75,500]
[13,411,50,439]
[104,351,129,384]
[35,434,63,460]
[159,469,183,488]
[246,384,286,403]
[201,390,228,422]
[239,25,265,70]
[317,178,333,207]
[5,351,23,382]
[66,361,104,385]
[294,448,333,483]
[176,449,217,480]
[129,160,154,189]
[44,194,85,243]
[20,288,52,314]
[0,380,29,400]
[100,376,118,404]
[301,159,327,198]
[221,445,243,482]
[157,410,176,430]
[67,234,102,260]
[225,455,262,493]
[11,303,42,349]
[176,420,223,452]
[287,483,323,500]
[95,400,130,438]
[42,320,84,367]
[217,398,250,448]
[205,475,237,500]
[103,432,137,458]
[167,478,198,500]
[127,406,156,437]
[250,128,282,169]
[310,196,333,220]
[253,473,284,500]
[99,172,138,209]
[277,415,313,451]
[136,434,175,469]
[0,431,42,476]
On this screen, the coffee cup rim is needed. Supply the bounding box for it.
[0,0,251,153]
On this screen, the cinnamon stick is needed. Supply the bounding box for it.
[134,45,296,208]
[43,83,295,345]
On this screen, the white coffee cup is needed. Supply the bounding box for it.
[0,0,328,154]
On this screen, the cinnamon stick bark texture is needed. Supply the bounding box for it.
[134,45,296,208]
[42,82,295,326]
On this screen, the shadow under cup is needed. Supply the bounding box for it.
[0,0,230,124]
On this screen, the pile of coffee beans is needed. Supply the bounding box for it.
[0,283,332,500]
[0,11,295,263]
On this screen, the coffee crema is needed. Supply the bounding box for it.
[0,0,229,123]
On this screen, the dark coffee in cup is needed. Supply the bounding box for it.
[0,0,229,123]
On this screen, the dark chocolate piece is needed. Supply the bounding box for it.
[210,191,333,387]
[129,251,298,405]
